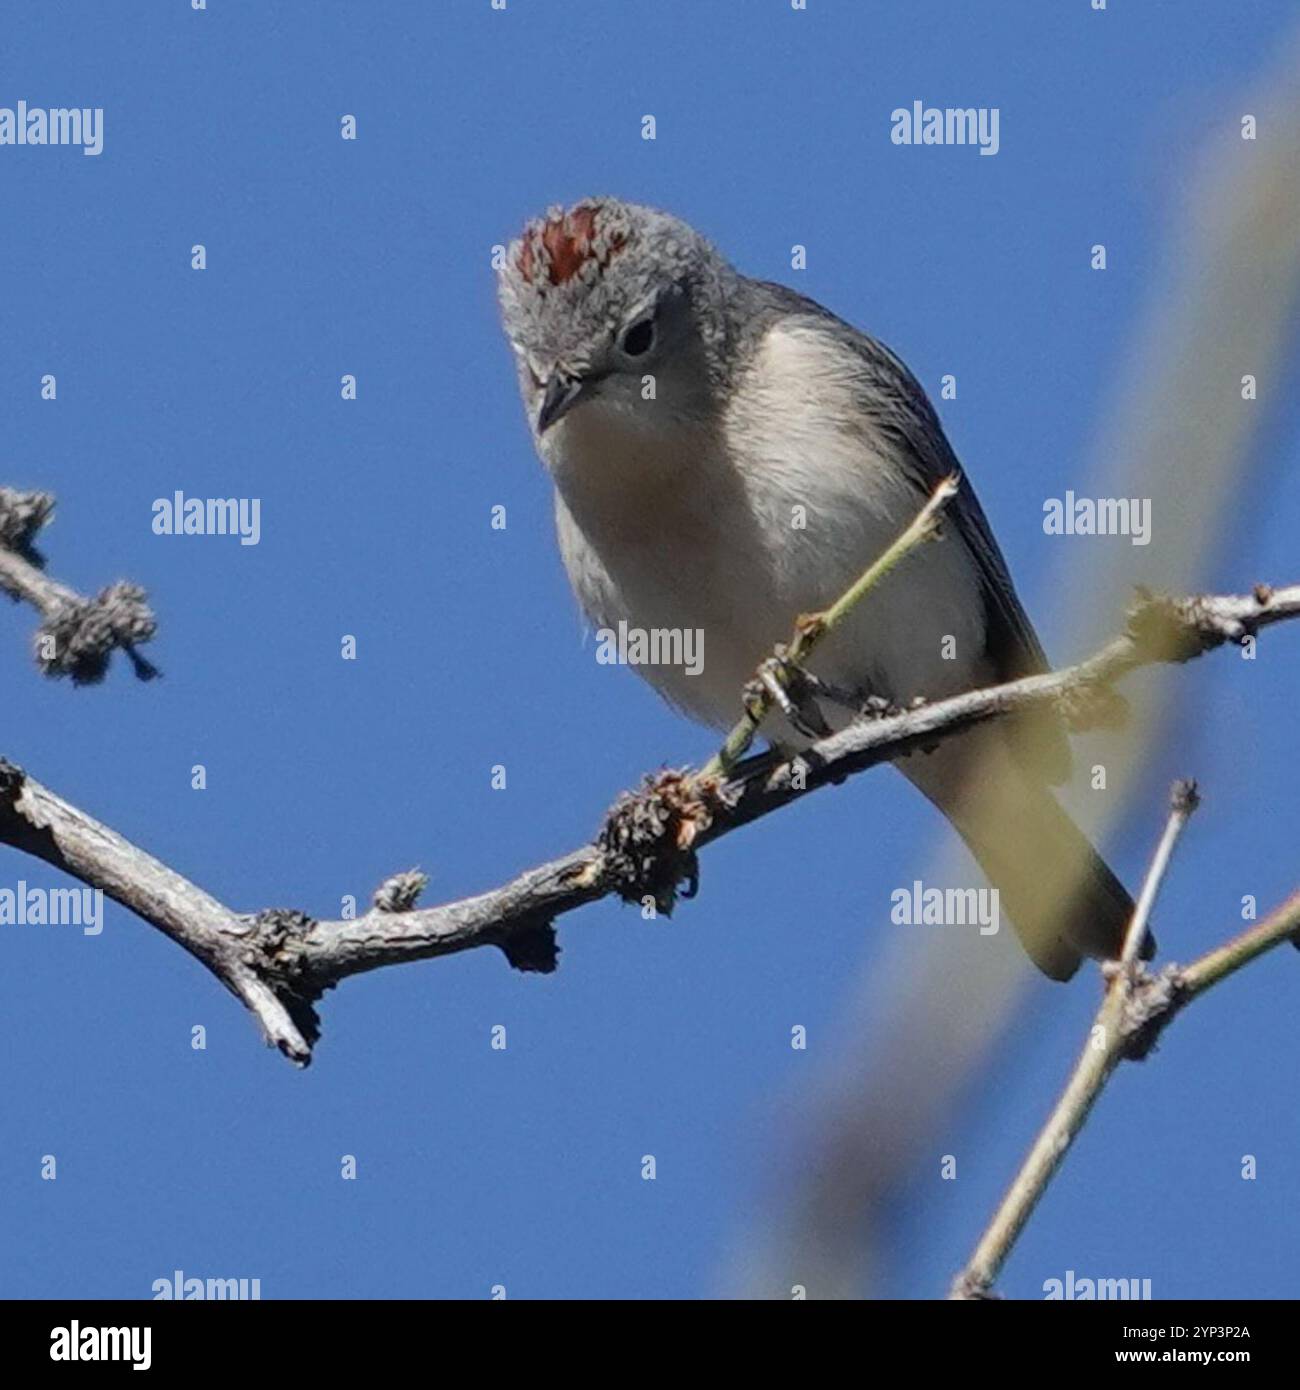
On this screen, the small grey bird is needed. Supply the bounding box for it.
[497,197,1143,979]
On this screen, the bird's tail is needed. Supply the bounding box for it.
[898,729,1151,980]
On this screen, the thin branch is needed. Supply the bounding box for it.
[0,487,158,683]
[950,779,1201,1300]
[1178,887,1300,998]
[0,576,1297,1063]
[1119,780,1199,967]
[701,475,959,778]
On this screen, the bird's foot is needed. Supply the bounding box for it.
[744,646,858,741]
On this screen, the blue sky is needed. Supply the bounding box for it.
[2,0,1299,1300]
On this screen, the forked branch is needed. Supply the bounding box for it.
[1,481,1297,1064]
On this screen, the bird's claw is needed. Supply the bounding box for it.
[749,650,834,741]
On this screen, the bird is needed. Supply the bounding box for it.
[496,196,1146,980]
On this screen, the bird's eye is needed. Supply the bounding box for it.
[620,317,656,358]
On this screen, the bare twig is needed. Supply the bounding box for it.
[702,475,959,778]
[0,487,158,683]
[1120,779,1200,966]
[1178,888,1300,999]
[0,579,1296,1064]
[949,780,1206,1301]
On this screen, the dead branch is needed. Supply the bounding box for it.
[0,581,1295,1064]
[0,487,158,683]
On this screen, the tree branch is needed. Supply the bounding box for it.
[702,475,959,777]
[0,577,1296,1064]
[0,487,158,683]
[949,779,1203,1301]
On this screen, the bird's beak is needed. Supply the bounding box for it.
[537,373,587,434]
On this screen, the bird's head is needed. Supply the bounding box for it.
[497,197,732,439]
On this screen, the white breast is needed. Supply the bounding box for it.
[545,321,987,740]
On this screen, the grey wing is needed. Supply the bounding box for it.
[741,281,1071,782]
